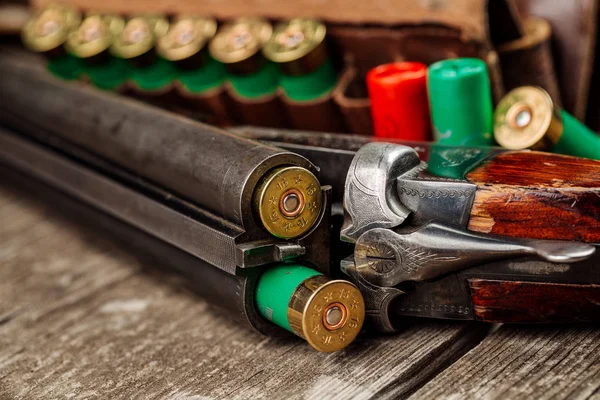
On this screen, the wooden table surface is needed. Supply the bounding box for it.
[1,182,599,400]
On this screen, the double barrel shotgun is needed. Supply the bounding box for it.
[0,51,365,353]
[235,128,600,332]
[1,50,599,351]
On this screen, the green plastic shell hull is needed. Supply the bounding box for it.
[255,264,322,332]
[47,55,84,81]
[553,110,600,160]
[229,62,279,99]
[428,58,494,146]
[280,59,337,102]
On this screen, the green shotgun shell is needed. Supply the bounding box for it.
[157,16,226,95]
[22,5,84,80]
[112,16,174,92]
[209,18,278,99]
[66,15,128,90]
[227,62,280,99]
[174,55,227,94]
[22,4,81,55]
[110,15,169,62]
[65,15,121,59]
[46,55,85,81]
[494,86,600,160]
[427,58,495,146]
[263,19,337,101]
[255,264,365,352]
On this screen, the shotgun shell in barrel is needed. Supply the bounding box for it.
[262,19,337,101]
[255,264,365,352]
[209,18,279,99]
[494,86,600,159]
[367,62,431,141]
[427,58,495,146]
[252,166,323,239]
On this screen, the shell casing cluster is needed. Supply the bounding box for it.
[23,9,337,100]
[253,166,323,239]
[23,6,173,60]
[22,7,328,69]
[209,18,329,76]
[22,5,172,60]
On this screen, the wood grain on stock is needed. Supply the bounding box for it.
[468,279,600,323]
[466,151,600,242]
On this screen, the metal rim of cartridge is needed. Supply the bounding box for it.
[208,18,272,73]
[288,275,365,352]
[494,86,564,150]
[65,14,124,59]
[252,166,323,239]
[262,19,328,76]
[22,5,81,53]
[156,16,217,62]
[110,16,168,59]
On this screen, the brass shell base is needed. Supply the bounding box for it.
[253,166,322,239]
[288,276,365,352]
[494,86,563,150]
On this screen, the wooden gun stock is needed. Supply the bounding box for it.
[469,279,600,323]
[466,154,599,323]
[467,152,600,243]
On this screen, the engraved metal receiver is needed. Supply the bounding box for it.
[340,143,597,329]
[232,127,600,329]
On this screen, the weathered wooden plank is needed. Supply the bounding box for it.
[411,324,600,400]
[0,183,489,399]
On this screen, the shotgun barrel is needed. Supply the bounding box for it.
[0,49,364,352]
[0,51,321,239]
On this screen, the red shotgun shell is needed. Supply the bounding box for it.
[366,62,431,140]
